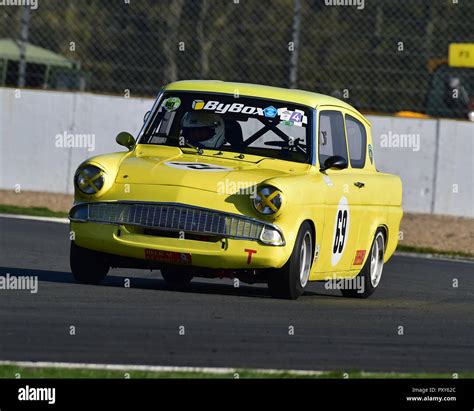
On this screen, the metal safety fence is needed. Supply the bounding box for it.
[1,0,473,117]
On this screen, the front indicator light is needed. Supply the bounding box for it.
[69,204,89,221]
[260,226,284,246]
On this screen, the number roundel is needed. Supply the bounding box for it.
[331,196,350,266]
[165,161,233,172]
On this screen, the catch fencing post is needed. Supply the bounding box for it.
[289,0,301,89]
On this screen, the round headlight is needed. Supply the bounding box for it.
[75,165,104,195]
[253,186,283,215]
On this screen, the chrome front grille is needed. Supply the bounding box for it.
[83,202,264,241]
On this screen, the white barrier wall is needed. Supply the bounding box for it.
[368,116,439,214]
[434,120,474,216]
[0,88,472,217]
[368,116,474,217]
[0,88,153,194]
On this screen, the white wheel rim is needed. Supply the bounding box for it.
[370,232,385,288]
[299,232,312,288]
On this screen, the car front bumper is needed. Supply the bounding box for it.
[69,202,292,269]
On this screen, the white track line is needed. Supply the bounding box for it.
[0,360,325,376]
[0,213,68,224]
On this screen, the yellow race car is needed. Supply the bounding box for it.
[69,80,402,300]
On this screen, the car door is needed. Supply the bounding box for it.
[315,108,362,277]
[342,112,373,270]
[343,112,388,271]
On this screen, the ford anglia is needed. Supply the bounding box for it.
[69,80,403,299]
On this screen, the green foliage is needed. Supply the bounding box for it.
[0,204,67,218]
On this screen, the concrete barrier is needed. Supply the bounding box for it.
[0,88,153,194]
[434,120,473,217]
[0,88,472,217]
[369,116,438,214]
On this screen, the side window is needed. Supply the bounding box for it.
[345,115,367,168]
[318,110,348,167]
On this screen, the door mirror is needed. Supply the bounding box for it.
[320,155,348,172]
[116,132,135,151]
[143,110,151,123]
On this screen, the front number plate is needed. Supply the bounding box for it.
[144,249,192,265]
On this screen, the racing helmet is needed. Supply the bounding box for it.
[181,112,225,149]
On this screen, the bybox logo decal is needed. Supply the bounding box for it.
[194,100,308,126]
[192,99,205,110]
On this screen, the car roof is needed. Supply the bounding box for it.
[164,80,365,118]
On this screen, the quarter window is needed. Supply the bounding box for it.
[318,111,348,167]
[345,115,367,168]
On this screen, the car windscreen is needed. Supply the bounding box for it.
[139,92,313,163]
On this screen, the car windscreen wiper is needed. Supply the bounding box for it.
[164,136,204,155]
[181,141,203,155]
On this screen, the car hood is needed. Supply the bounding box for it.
[114,144,309,194]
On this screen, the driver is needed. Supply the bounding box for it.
[181,112,225,149]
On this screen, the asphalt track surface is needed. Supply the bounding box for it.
[0,216,473,373]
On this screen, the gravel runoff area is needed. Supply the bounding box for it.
[0,189,473,255]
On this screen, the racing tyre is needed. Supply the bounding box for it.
[160,266,193,286]
[341,229,385,298]
[267,222,313,300]
[70,241,109,284]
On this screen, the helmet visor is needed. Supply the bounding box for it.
[182,126,215,143]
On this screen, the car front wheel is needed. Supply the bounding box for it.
[267,221,313,300]
[70,241,109,284]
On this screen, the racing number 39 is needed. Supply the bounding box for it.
[333,209,348,254]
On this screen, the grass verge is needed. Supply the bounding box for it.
[0,204,68,218]
[0,365,473,379]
